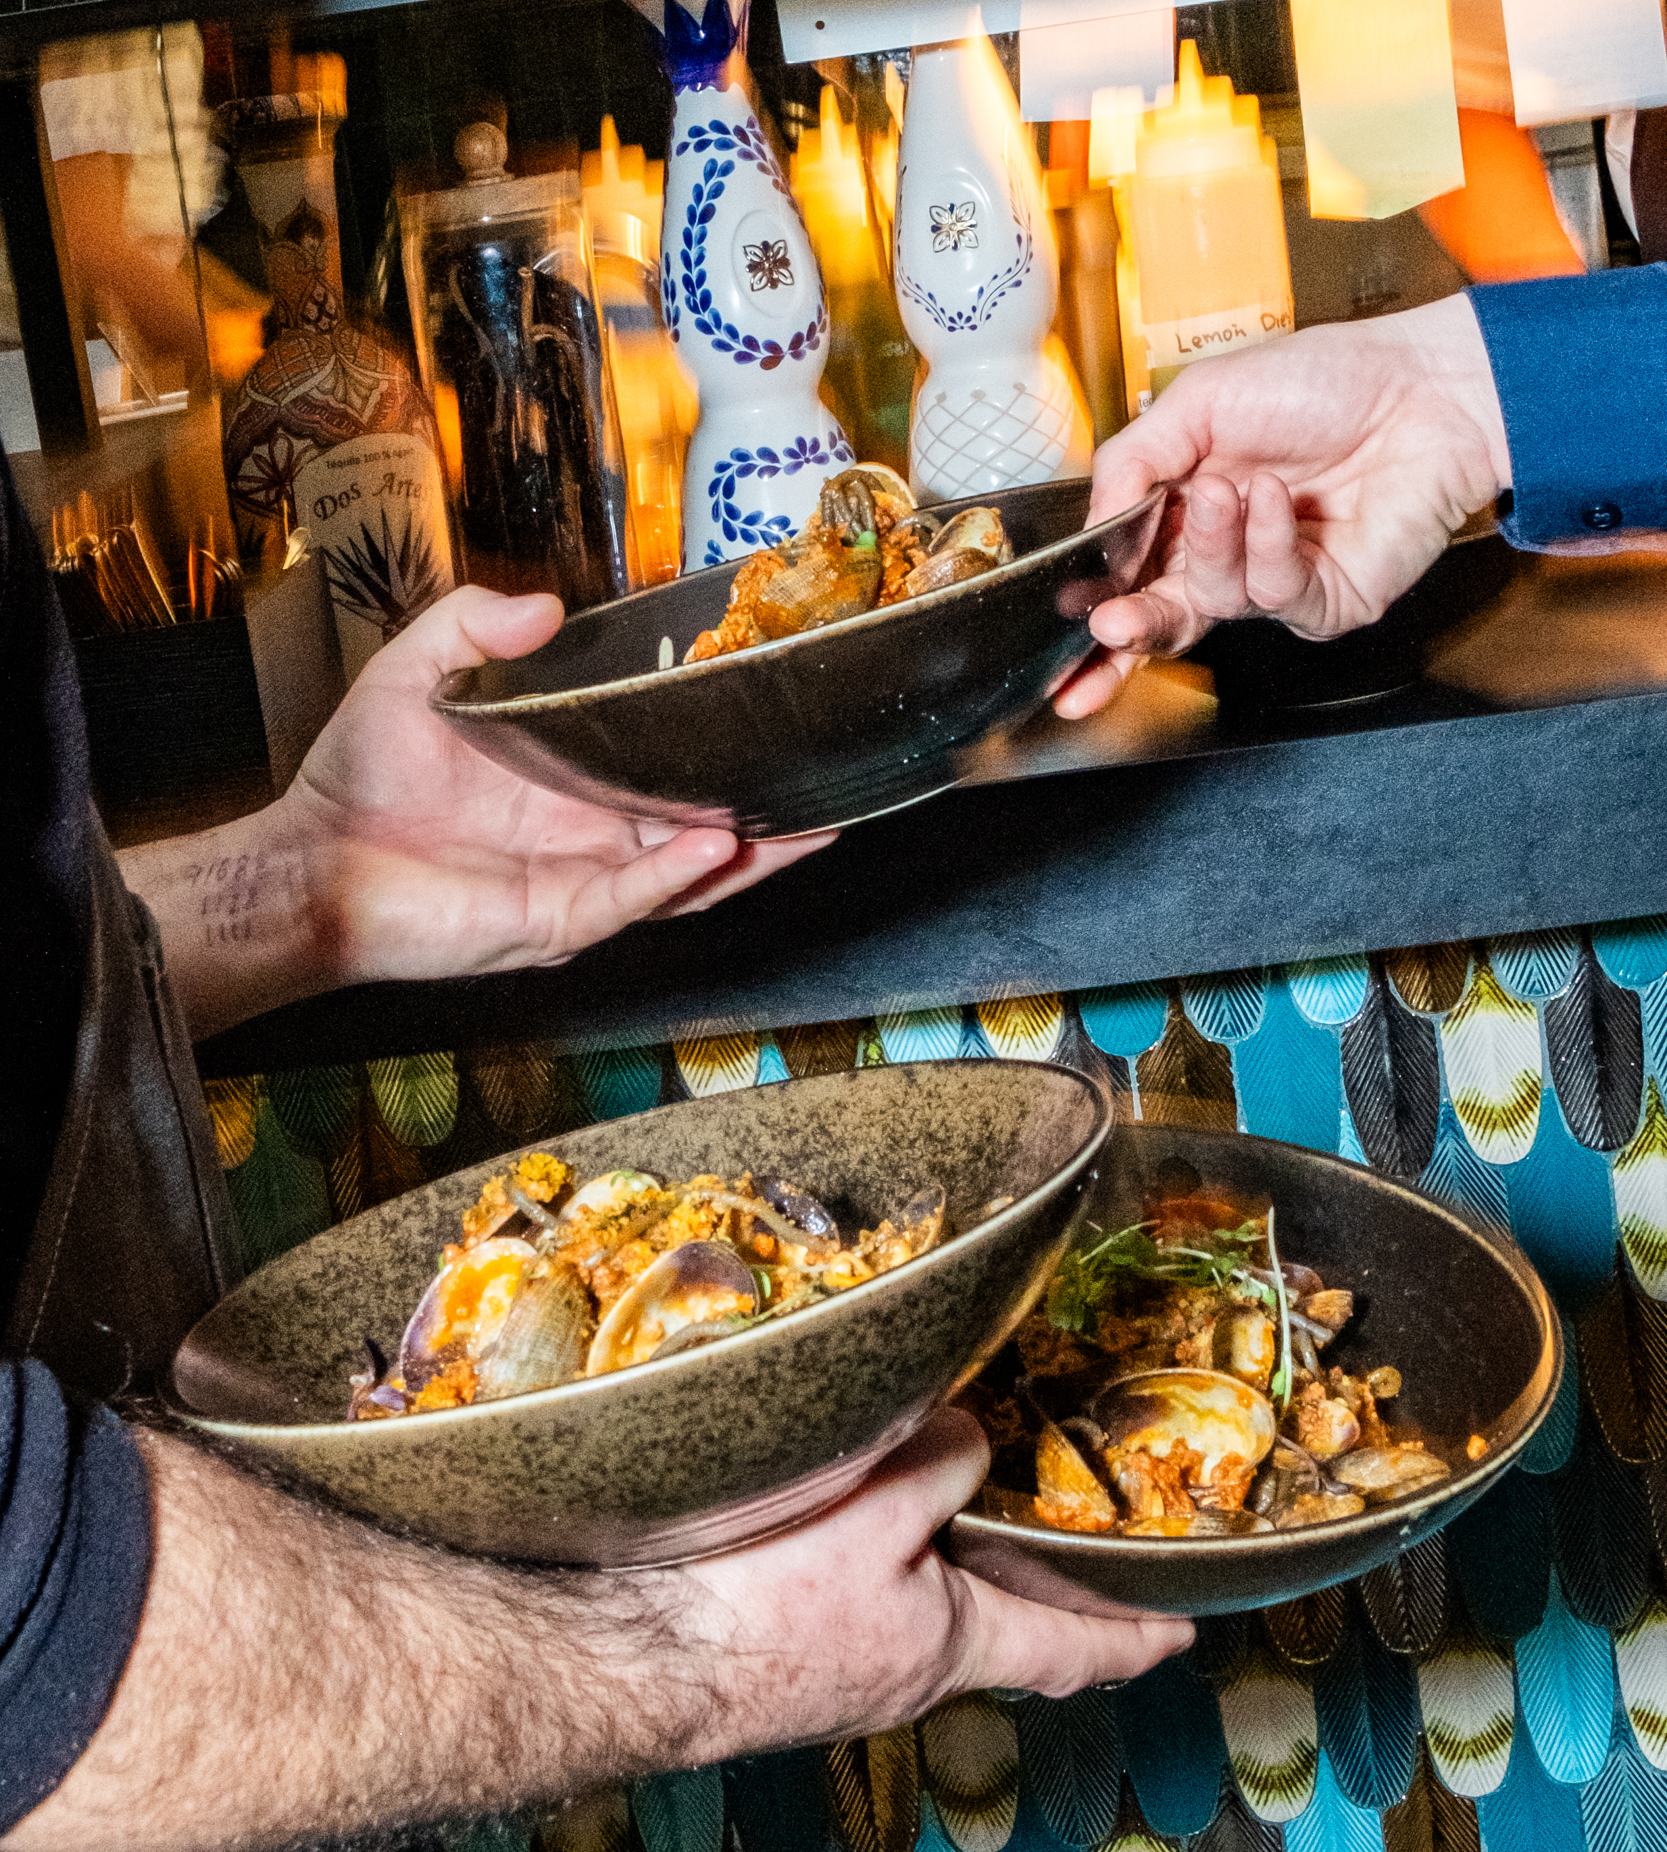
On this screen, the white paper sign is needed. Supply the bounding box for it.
[778,0,1008,61]
[1017,0,1181,26]
[1019,7,1174,120]
[1501,0,1667,126]
[776,0,1209,63]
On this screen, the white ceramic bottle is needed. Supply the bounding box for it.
[656,0,850,567]
[894,38,1093,501]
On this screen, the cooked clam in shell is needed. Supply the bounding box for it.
[351,1155,956,1419]
[964,1193,1448,1537]
[685,468,1011,662]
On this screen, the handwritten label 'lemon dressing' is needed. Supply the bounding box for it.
[1144,301,1294,393]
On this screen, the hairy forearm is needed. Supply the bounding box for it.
[9,1430,726,1851]
[7,1411,1191,1848]
[115,801,342,1040]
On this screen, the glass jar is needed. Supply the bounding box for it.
[401,123,631,610]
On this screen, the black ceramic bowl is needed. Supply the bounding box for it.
[944,1123,1561,1617]
[168,1060,1108,1567]
[431,480,1164,839]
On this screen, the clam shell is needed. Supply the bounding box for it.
[754,1175,844,1250]
[895,1183,948,1257]
[1329,1445,1451,1501]
[1035,1418,1117,1533]
[648,1319,737,1362]
[1092,1368,1279,1482]
[475,1259,592,1401]
[929,506,1012,564]
[1295,1394,1361,1460]
[1123,1509,1275,1538]
[1271,1491,1366,1530]
[901,547,995,600]
[1219,1307,1275,1389]
[557,1169,662,1226]
[398,1236,537,1392]
[753,538,882,639]
[586,1240,758,1377]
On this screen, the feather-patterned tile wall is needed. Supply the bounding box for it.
[201,915,1667,1852]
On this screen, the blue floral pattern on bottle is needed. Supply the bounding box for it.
[895,165,1034,334]
[707,432,854,548]
[667,119,829,368]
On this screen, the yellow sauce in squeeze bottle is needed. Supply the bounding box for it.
[1130,41,1294,397]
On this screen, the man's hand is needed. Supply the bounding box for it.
[686,1409,1191,1742]
[119,587,833,1037]
[10,1411,1189,1850]
[1052,293,1511,719]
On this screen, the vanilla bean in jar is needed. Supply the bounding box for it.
[403,126,631,608]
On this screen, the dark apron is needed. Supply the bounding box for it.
[7,807,243,1402]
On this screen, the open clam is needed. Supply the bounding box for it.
[1249,1440,1367,1530]
[900,506,1013,600]
[399,1236,537,1392]
[931,505,1013,565]
[586,1239,758,1375]
[1034,1417,1117,1533]
[1092,1368,1279,1516]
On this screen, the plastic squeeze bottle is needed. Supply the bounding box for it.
[1129,41,1294,397]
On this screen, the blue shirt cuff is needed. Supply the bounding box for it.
[1466,267,1667,549]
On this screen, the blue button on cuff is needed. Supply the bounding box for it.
[1468,268,1667,549]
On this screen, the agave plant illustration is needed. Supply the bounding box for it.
[322,505,448,640]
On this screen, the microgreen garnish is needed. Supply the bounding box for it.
[1044,1207,1274,1340]
[1046,1215,1268,1333]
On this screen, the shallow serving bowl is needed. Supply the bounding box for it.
[169,1060,1109,1567]
[431,479,1164,839]
[944,1122,1561,1618]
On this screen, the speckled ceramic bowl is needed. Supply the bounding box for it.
[944,1123,1561,1617]
[169,1060,1109,1566]
[429,480,1164,839]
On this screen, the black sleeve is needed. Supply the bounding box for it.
[0,1359,153,1832]
[0,433,90,1319]
[0,442,153,1823]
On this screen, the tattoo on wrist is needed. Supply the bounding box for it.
[185,851,300,950]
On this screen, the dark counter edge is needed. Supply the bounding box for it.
[197,685,1667,1077]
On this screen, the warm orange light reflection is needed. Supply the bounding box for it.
[432,381,464,493]
[1419,108,1585,280]
[204,306,267,391]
